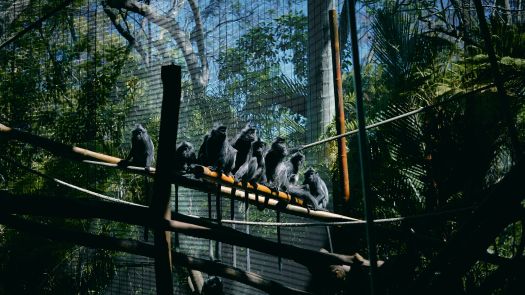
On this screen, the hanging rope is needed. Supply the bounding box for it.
[0,155,144,207]
[297,85,493,151]
[217,206,475,227]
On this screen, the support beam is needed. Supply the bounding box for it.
[150,65,182,295]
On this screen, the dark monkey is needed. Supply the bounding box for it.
[199,125,236,261]
[198,125,237,175]
[202,276,224,295]
[120,124,155,240]
[234,138,267,208]
[120,124,155,171]
[231,124,258,174]
[174,141,196,174]
[234,138,267,184]
[303,167,330,210]
[264,137,289,187]
[287,152,305,185]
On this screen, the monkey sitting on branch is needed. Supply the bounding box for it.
[198,125,237,176]
[296,167,329,210]
[174,141,197,174]
[119,124,155,171]
[231,123,257,174]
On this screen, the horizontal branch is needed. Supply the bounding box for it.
[0,192,357,269]
[1,123,356,222]
[0,212,311,295]
[0,123,121,164]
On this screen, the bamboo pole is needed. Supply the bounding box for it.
[194,165,305,206]
[0,123,122,164]
[0,123,359,222]
[329,9,351,204]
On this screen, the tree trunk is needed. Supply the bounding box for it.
[306,0,335,149]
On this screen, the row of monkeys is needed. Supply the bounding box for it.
[122,124,329,210]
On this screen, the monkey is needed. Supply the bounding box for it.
[231,123,257,174]
[120,124,155,170]
[234,138,266,184]
[119,124,155,240]
[199,125,237,262]
[264,137,289,188]
[199,125,237,175]
[303,167,330,210]
[287,152,305,185]
[202,276,224,295]
[233,138,267,208]
[174,141,197,174]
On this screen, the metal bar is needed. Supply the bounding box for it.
[151,65,182,295]
[346,0,378,294]
[231,198,237,267]
[277,210,282,271]
[329,9,351,204]
[216,184,222,261]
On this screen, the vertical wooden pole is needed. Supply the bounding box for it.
[329,9,351,204]
[151,64,182,295]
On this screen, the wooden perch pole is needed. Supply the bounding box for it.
[0,123,122,164]
[0,123,359,222]
[0,212,312,295]
[194,165,305,206]
[329,9,351,204]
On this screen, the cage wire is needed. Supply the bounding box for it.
[1,0,525,294]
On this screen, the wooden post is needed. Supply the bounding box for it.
[151,65,182,295]
[329,9,351,204]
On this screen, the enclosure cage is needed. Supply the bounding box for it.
[1,0,525,294]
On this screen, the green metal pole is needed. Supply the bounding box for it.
[346,0,378,294]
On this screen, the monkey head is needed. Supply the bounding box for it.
[271,137,288,154]
[202,276,223,295]
[176,141,196,161]
[303,167,318,185]
[240,124,257,142]
[132,124,147,138]
[252,138,266,156]
[211,125,227,141]
[290,152,305,167]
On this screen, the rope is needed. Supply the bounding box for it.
[217,206,475,227]
[297,86,493,151]
[0,155,145,207]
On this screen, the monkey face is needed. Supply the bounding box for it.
[242,127,257,142]
[271,137,287,152]
[132,124,146,139]
[303,167,317,184]
[211,126,227,141]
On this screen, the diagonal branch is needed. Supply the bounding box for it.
[0,212,312,295]
[0,192,360,269]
